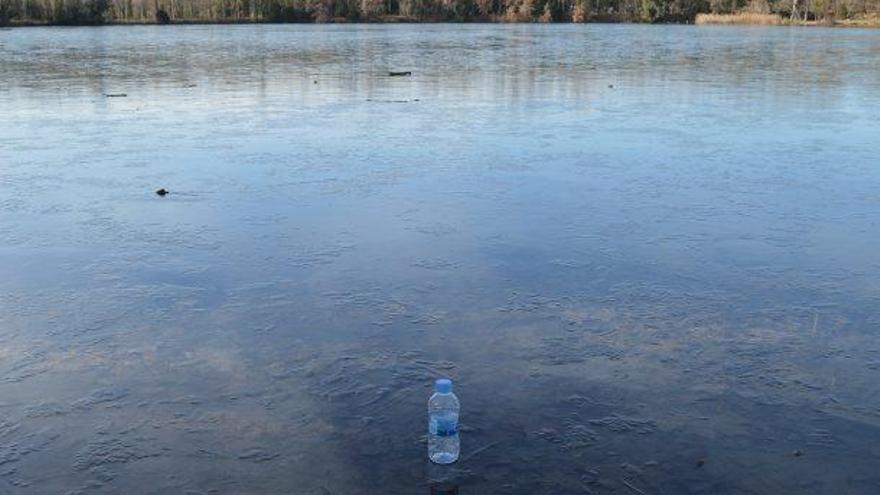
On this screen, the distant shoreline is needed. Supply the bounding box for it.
[4,17,880,28]
[4,0,880,28]
[3,4,880,30]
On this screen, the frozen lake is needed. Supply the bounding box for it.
[1,23,880,493]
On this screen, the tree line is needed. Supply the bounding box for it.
[1,0,878,25]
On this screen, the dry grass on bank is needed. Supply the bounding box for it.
[696,12,880,26]
[695,12,783,25]
[835,14,880,27]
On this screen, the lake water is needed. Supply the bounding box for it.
[1,23,880,494]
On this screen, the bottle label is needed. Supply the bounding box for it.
[429,413,459,437]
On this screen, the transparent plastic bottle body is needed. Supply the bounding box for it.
[428,379,460,464]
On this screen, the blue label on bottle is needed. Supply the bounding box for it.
[430,414,458,437]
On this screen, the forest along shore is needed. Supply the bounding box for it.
[2,0,879,26]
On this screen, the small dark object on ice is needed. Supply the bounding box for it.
[608,84,614,88]
[696,459,705,467]
[429,481,458,495]
[156,188,169,197]
[793,449,803,457]
[104,93,127,98]
[389,71,412,77]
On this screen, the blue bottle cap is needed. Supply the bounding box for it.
[435,378,453,394]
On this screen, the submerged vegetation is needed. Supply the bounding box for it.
[0,0,878,24]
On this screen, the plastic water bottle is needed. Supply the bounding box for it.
[428,378,460,464]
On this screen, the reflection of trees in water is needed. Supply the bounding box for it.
[2,25,873,110]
